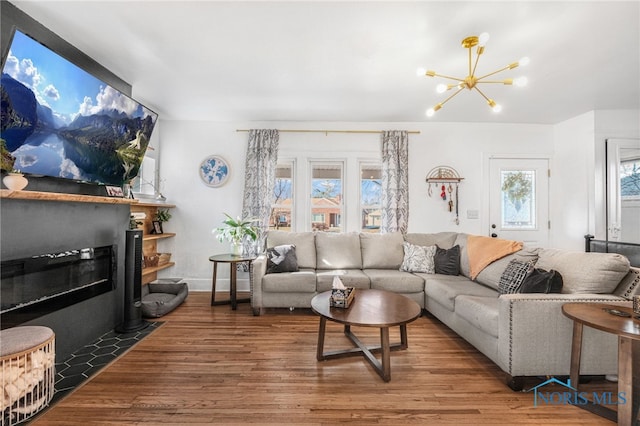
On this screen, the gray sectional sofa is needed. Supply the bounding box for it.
[250,231,640,389]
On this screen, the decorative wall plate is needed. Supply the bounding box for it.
[199,155,230,187]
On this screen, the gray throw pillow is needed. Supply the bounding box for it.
[266,244,298,273]
[434,245,460,275]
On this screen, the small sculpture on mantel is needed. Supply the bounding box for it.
[425,166,464,225]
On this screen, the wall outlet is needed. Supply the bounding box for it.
[467,209,479,219]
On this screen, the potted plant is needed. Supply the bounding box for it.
[214,213,259,256]
[155,209,172,223]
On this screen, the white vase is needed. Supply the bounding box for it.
[230,241,242,256]
[3,173,28,191]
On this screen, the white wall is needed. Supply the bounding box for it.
[550,110,639,250]
[157,120,553,291]
[551,111,595,250]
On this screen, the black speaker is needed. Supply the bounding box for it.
[116,229,148,333]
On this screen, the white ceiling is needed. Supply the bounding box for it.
[9,1,640,124]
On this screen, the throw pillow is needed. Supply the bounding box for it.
[266,244,299,274]
[400,242,436,273]
[434,245,460,276]
[519,268,563,293]
[498,259,533,294]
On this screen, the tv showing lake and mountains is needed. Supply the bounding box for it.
[0,29,157,187]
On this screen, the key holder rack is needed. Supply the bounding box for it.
[425,166,464,225]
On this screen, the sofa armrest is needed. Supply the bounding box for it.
[497,293,629,377]
[250,255,267,315]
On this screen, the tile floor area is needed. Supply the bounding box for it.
[52,321,162,402]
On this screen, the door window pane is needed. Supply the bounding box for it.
[311,163,342,232]
[501,170,536,229]
[361,163,381,233]
[269,163,293,231]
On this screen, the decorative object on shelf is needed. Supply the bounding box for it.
[150,208,171,234]
[105,185,124,197]
[418,32,529,116]
[213,213,260,256]
[2,171,28,191]
[151,220,163,234]
[200,155,230,187]
[425,166,464,225]
[158,252,172,265]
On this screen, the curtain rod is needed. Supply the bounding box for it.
[236,129,420,135]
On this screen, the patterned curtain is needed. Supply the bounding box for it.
[241,129,279,255]
[380,130,409,234]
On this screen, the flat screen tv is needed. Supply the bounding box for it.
[0,29,157,186]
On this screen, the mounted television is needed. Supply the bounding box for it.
[0,29,157,187]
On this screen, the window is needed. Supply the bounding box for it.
[310,162,343,232]
[269,162,294,231]
[620,158,640,198]
[360,163,382,233]
[500,170,536,229]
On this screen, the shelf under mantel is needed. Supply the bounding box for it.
[0,189,140,205]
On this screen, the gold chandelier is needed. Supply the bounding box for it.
[419,33,528,117]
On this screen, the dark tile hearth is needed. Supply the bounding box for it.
[52,321,162,403]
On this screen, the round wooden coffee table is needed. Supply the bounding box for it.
[311,289,422,382]
[562,303,640,426]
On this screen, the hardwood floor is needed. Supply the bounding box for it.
[32,292,615,425]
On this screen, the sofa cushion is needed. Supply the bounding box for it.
[267,231,316,269]
[498,259,534,294]
[400,242,436,273]
[316,232,362,270]
[536,248,630,294]
[434,245,460,275]
[360,232,404,269]
[613,267,640,299]
[262,269,317,293]
[316,269,370,292]
[422,275,497,312]
[475,246,539,291]
[266,244,299,274]
[455,233,471,278]
[365,269,425,293]
[455,295,499,338]
[404,232,458,249]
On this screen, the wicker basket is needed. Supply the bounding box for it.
[144,254,159,268]
[158,253,172,265]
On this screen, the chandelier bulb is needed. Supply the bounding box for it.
[426,108,435,117]
[436,84,448,94]
[514,77,528,87]
[492,103,502,113]
[416,67,426,77]
[478,32,490,46]
[518,57,530,67]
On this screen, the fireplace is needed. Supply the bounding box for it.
[1,245,116,329]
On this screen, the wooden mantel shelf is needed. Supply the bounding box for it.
[0,189,138,205]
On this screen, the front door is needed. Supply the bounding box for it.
[488,157,550,247]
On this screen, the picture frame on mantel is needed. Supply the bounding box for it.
[199,155,230,187]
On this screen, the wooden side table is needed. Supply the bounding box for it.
[562,303,640,426]
[209,254,255,310]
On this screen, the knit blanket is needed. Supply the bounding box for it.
[467,235,523,279]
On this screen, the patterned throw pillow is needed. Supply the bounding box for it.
[266,244,299,274]
[400,242,436,273]
[498,259,534,294]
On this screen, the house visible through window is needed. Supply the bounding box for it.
[311,162,343,232]
[360,163,382,233]
[621,158,640,198]
[269,162,293,231]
